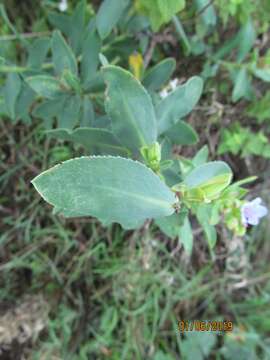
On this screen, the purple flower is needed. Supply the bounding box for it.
[241,197,268,226]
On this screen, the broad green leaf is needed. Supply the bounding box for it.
[157,0,185,24]
[32,156,176,229]
[4,73,21,120]
[142,58,176,91]
[27,37,51,70]
[179,216,193,255]
[51,30,78,76]
[136,0,185,31]
[183,161,232,202]
[164,120,198,145]
[96,0,130,39]
[156,76,203,134]
[103,65,157,152]
[81,30,101,87]
[47,128,129,156]
[26,75,63,99]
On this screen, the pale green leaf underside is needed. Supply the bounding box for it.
[103,65,157,152]
[32,156,176,229]
[183,161,232,189]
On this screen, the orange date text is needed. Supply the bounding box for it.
[178,320,233,332]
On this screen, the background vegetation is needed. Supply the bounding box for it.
[0,0,269,359]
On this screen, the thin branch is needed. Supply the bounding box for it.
[144,31,177,68]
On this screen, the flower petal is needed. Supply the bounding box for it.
[255,205,268,218]
[250,197,262,206]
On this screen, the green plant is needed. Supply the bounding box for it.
[218,123,270,159]
[135,0,186,31]
[0,0,180,133]
[31,63,256,252]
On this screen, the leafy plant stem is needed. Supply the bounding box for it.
[172,15,191,55]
